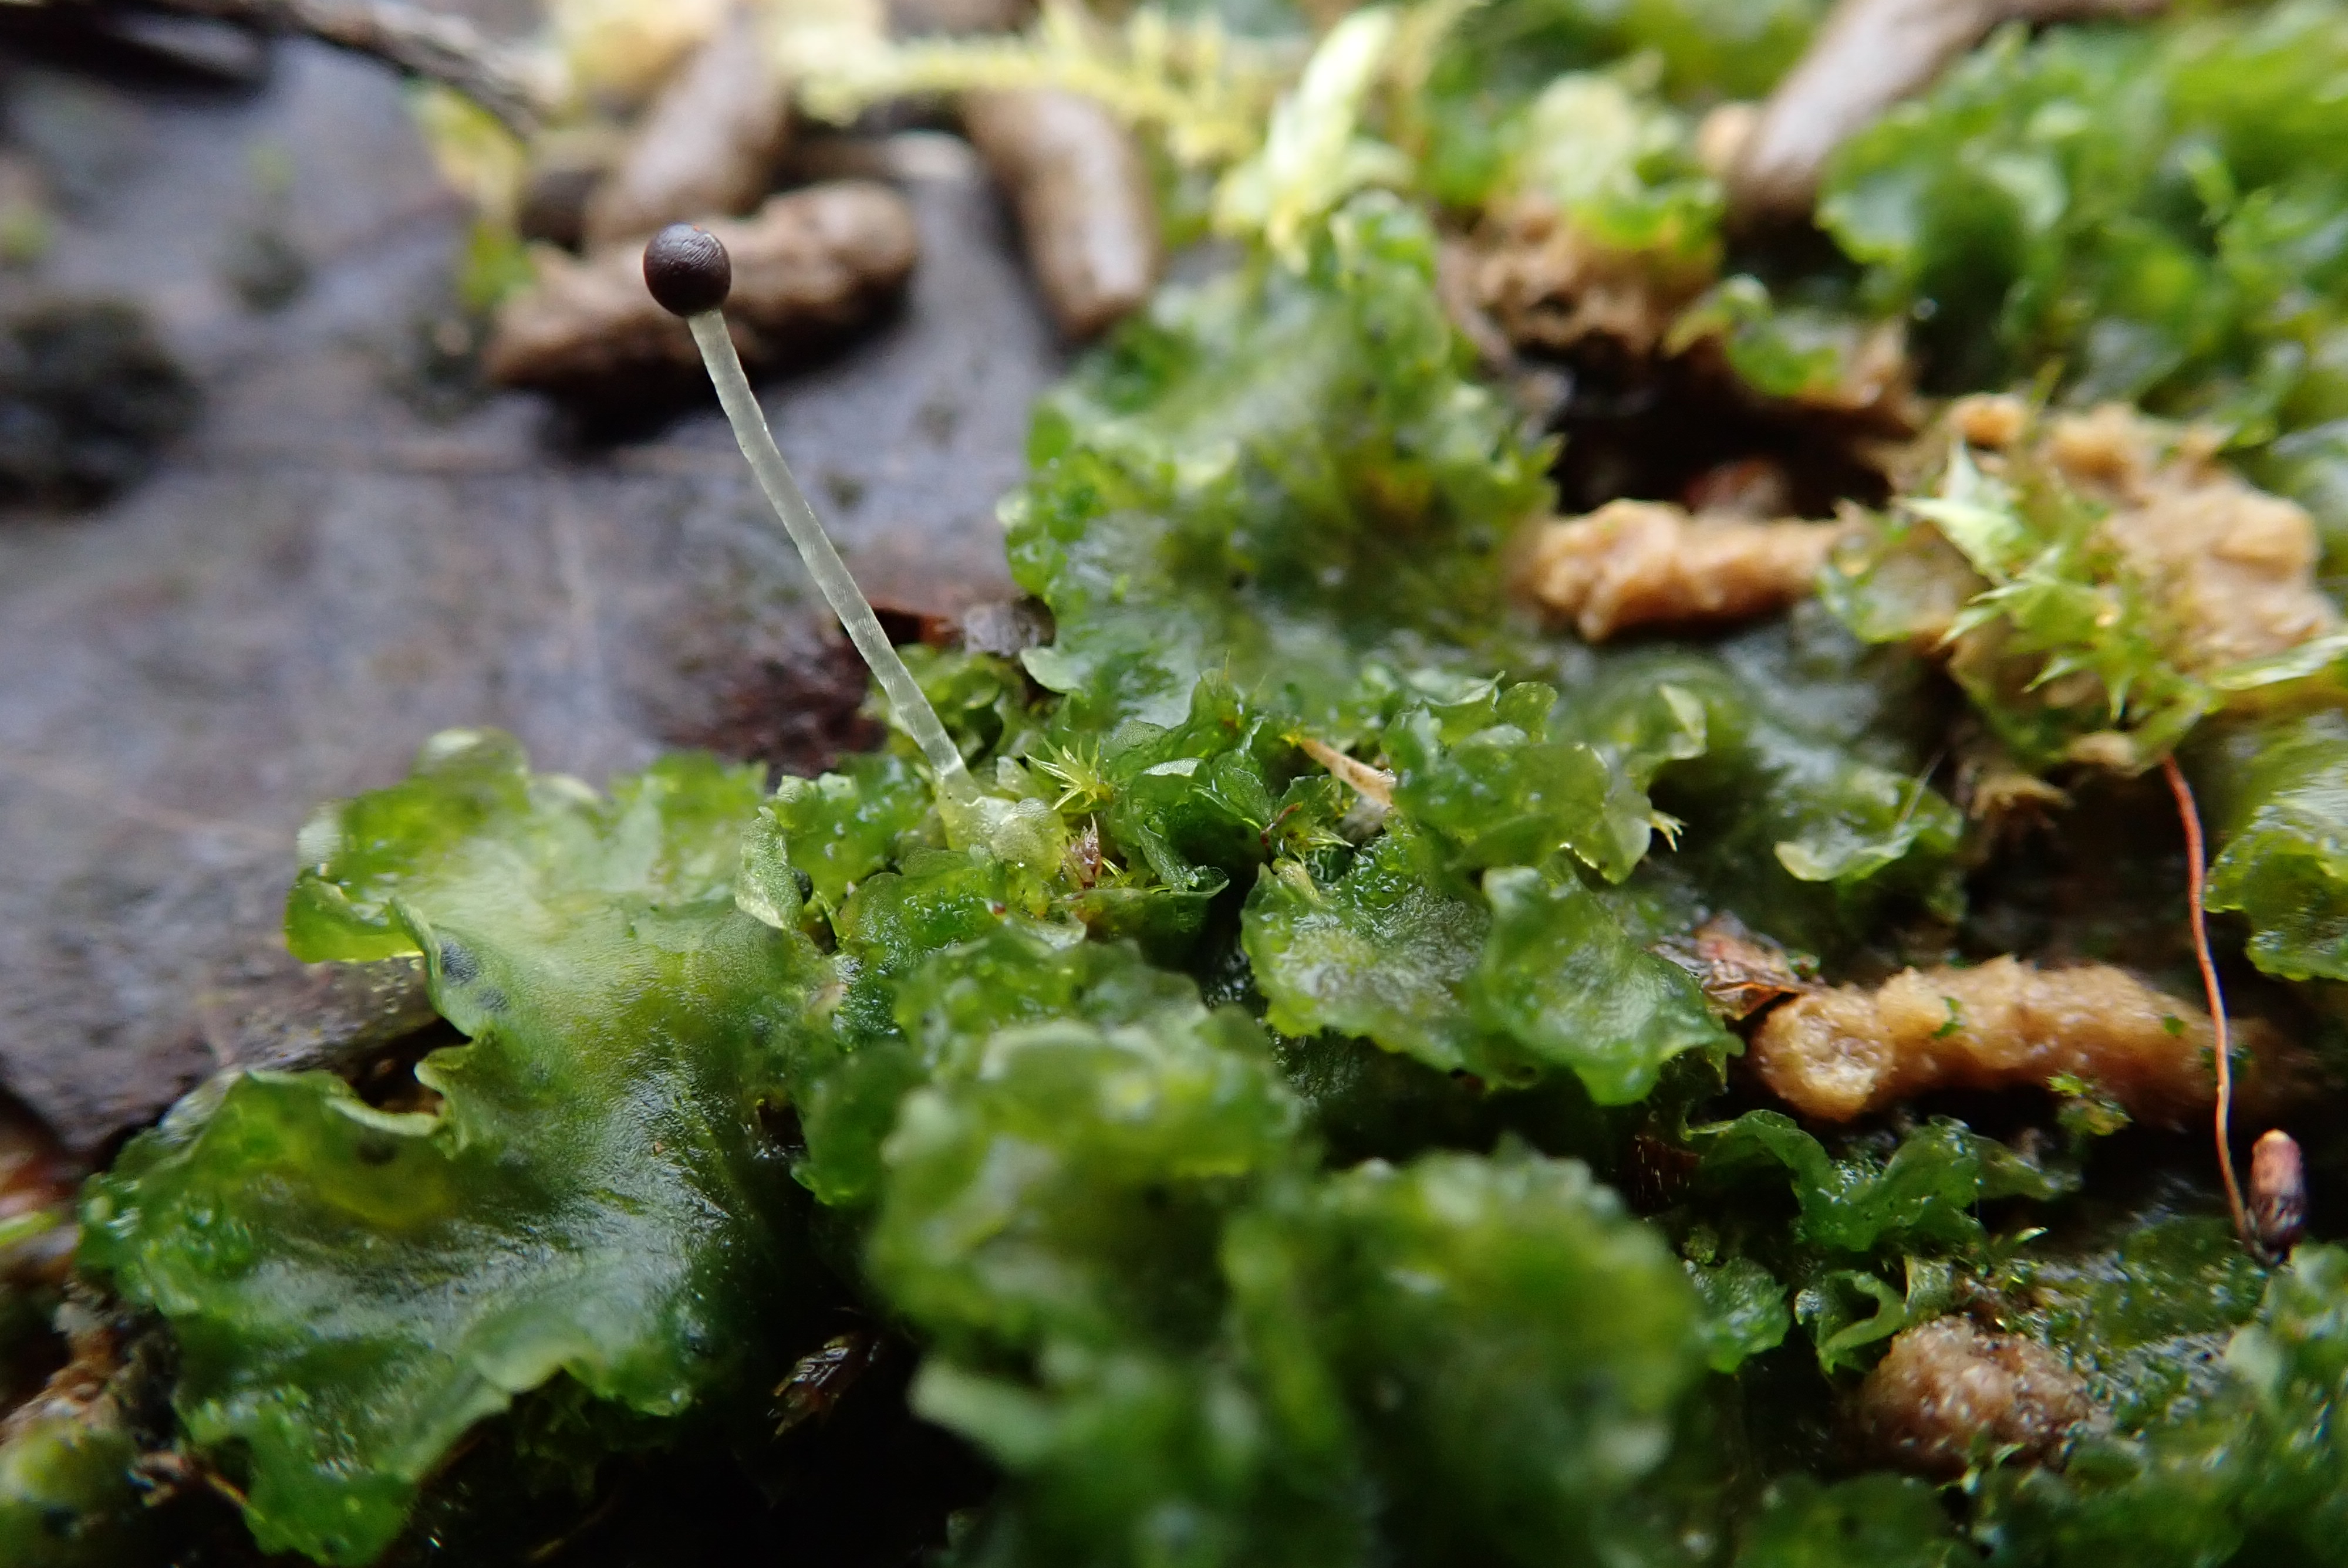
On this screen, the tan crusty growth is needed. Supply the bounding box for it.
[485,183,917,395]
[1948,397,2342,674]
[1522,499,1845,641]
[1749,955,2281,1126]
[1855,1316,2094,1479]
[1462,201,1712,360]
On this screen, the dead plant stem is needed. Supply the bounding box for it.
[2164,752,2251,1249]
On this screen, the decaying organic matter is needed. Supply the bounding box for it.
[1750,955,2293,1124]
[1729,0,2171,223]
[1854,1316,2094,1478]
[962,89,1159,340]
[1654,913,1812,1022]
[1830,396,2345,776]
[2033,405,2340,673]
[1462,204,1712,361]
[1915,398,2343,676]
[1521,499,1846,641]
[0,1108,75,1291]
[484,182,918,396]
[581,5,793,248]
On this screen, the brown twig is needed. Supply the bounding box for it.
[1728,0,2170,225]
[123,0,552,136]
[2164,752,2252,1249]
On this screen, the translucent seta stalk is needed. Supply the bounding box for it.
[680,309,980,814]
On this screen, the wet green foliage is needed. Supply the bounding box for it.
[82,733,831,1564]
[2000,1214,2269,1433]
[1416,0,1827,205]
[0,1410,147,1568]
[1243,831,1730,1102]
[1687,1112,2072,1375]
[1826,439,2224,773]
[1699,1111,2070,1261]
[2201,703,2348,982]
[1006,194,1549,733]
[1733,1474,1968,1568]
[1820,2,2348,474]
[1974,1243,2348,1568]
[1668,277,1902,407]
[45,3,2348,1552]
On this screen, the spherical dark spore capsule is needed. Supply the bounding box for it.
[643,223,732,317]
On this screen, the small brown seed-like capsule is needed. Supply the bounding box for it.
[2252,1128,2308,1256]
[643,223,732,317]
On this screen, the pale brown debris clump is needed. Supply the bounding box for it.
[1749,955,2290,1126]
[1522,499,1846,641]
[1462,202,1713,360]
[1948,397,2342,674]
[581,5,793,247]
[485,183,918,394]
[1855,1316,2094,1479]
[963,89,1162,342]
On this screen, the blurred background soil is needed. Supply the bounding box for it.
[0,2,1061,1153]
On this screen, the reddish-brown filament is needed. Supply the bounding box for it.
[2163,753,2252,1249]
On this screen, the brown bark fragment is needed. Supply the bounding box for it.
[485,182,919,395]
[1750,955,2296,1125]
[1856,1316,2093,1478]
[962,89,1160,342]
[582,5,794,248]
[1522,499,1844,641]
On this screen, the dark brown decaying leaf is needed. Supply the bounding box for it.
[1654,913,1811,1022]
